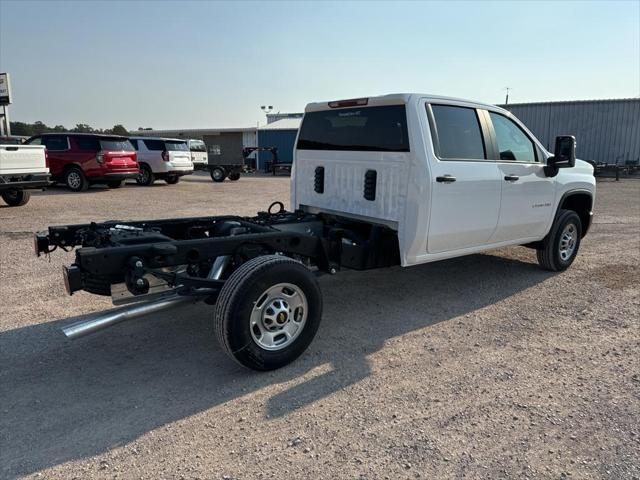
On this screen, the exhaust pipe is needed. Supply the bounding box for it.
[62,294,197,339]
[62,248,233,339]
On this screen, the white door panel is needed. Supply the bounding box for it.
[490,163,556,242]
[427,161,502,253]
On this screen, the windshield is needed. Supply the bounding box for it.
[297,105,410,152]
[165,141,189,152]
[189,140,206,152]
[100,139,135,151]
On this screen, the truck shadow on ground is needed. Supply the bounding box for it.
[0,252,550,478]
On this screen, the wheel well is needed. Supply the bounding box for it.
[560,192,592,236]
[62,163,82,173]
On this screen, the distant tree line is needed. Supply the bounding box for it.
[9,121,130,137]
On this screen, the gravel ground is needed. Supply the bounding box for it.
[1,173,638,480]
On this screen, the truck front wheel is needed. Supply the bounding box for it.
[536,209,582,271]
[213,255,323,370]
[1,189,31,206]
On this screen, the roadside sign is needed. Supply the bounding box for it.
[0,73,12,105]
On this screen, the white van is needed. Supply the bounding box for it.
[187,139,208,169]
[129,137,194,185]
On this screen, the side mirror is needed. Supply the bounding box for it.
[545,135,576,177]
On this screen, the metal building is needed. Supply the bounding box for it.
[257,117,301,170]
[500,98,640,166]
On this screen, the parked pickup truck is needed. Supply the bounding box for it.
[34,94,595,371]
[0,143,49,206]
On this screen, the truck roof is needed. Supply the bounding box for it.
[304,93,508,114]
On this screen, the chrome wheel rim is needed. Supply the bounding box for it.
[250,283,308,351]
[559,223,577,261]
[138,168,149,184]
[212,169,223,180]
[67,171,82,189]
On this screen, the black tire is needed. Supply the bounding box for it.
[165,175,180,185]
[107,180,125,188]
[210,166,226,183]
[228,172,241,181]
[1,189,30,206]
[136,164,154,186]
[214,255,323,371]
[64,166,89,192]
[536,209,582,272]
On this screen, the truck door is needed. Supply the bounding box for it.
[484,111,556,242]
[425,104,501,253]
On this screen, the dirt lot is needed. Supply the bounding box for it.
[1,174,638,479]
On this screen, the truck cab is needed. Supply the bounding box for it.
[293,94,595,268]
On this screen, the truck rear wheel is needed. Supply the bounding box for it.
[228,172,240,181]
[1,189,31,206]
[65,167,89,192]
[536,209,582,271]
[136,164,154,186]
[213,255,323,370]
[210,166,226,182]
[165,175,180,185]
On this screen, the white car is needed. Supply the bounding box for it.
[187,139,208,169]
[129,137,193,185]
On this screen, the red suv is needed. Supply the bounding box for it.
[25,133,139,191]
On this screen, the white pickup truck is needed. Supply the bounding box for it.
[35,93,595,371]
[0,143,49,206]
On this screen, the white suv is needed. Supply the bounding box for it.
[129,137,194,185]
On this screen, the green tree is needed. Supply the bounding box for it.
[72,124,93,133]
[9,122,34,136]
[110,124,128,136]
[32,121,48,135]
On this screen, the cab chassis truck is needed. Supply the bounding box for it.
[34,94,595,371]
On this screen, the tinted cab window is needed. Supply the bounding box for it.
[489,112,536,162]
[297,105,410,152]
[74,136,100,151]
[430,105,485,160]
[42,135,69,151]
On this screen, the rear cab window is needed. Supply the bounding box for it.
[429,105,486,160]
[297,105,410,152]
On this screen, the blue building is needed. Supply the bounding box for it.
[257,118,301,171]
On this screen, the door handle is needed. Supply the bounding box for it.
[436,175,456,183]
[504,175,519,181]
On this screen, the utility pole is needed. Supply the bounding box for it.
[504,87,511,105]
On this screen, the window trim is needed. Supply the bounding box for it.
[426,103,491,162]
[485,110,539,164]
[42,134,70,152]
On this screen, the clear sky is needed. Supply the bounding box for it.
[0,0,638,130]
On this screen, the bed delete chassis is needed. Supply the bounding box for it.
[34,206,401,303]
